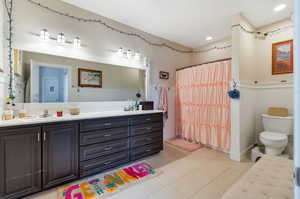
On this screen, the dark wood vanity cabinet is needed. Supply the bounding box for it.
[42,123,78,189]
[0,127,42,199]
[0,112,163,199]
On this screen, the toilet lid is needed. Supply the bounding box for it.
[260,131,287,141]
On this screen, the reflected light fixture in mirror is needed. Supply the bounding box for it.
[127,49,133,59]
[74,37,81,48]
[206,36,213,41]
[40,29,50,41]
[143,57,149,67]
[117,47,123,57]
[274,4,287,12]
[135,51,141,60]
[57,33,66,45]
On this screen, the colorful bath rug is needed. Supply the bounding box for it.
[166,138,202,152]
[57,162,160,199]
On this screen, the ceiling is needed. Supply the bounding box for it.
[62,0,293,48]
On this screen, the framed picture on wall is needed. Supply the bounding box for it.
[159,71,169,80]
[78,68,102,88]
[272,40,293,75]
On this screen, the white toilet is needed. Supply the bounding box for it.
[259,114,293,156]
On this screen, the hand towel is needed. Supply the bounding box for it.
[159,87,168,118]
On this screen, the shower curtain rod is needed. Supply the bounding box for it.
[176,58,232,71]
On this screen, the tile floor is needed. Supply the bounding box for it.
[27,144,253,199]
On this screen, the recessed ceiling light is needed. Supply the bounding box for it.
[274,4,287,12]
[206,36,213,41]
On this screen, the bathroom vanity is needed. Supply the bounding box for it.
[0,111,163,199]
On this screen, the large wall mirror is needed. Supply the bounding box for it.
[14,50,146,103]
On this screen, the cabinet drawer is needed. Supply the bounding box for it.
[131,122,163,136]
[80,117,129,132]
[80,127,129,146]
[131,132,163,148]
[80,139,129,161]
[130,143,163,161]
[80,152,129,177]
[131,113,163,125]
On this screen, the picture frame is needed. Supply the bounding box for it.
[159,71,169,80]
[78,68,102,88]
[272,40,293,75]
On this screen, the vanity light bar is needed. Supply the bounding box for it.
[117,47,149,66]
[36,29,85,48]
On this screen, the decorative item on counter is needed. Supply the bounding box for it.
[5,97,16,107]
[2,97,16,120]
[139,101,154,110]
[134,101,139,111]
[18,109,27,118]
[139,104,143,111]
[228,80,240,99]
[56,109,63,117]
[69,107,80,115]
[3,110,14,121]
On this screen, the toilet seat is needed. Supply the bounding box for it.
[260,131,287,142]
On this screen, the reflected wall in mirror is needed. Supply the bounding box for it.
[16,50,145,103]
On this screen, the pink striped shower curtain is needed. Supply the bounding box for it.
[176,60,231,151]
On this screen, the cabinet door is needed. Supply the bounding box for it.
[42,123,78,189]
[0,127,42,199]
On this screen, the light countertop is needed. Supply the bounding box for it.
[0,110,163,128]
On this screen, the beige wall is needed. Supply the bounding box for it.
[190,38,232,66]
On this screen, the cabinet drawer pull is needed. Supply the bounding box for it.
[104,134,112,137]
[104,147,113,151]
[103,161,111,165]
[146,118,152,121]
[146,127,152,130]
[104,123,112,126]
[146,149,151,152]
[37,133,41,142]
[43,132,47,141]
[146,138,152,141]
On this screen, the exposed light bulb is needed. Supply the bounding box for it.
[117,47,123,57]
[143,57,149,67]
[74,37,81,48]
[274,4,287,12]
[127,49,132,58]
[40,29,50,41]
[206,36,213,41]
[134,51,141,60]
[57,33,65,45]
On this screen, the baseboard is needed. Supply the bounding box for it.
[230,143,255,162]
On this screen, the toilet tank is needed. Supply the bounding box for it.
[262,114,293,135]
